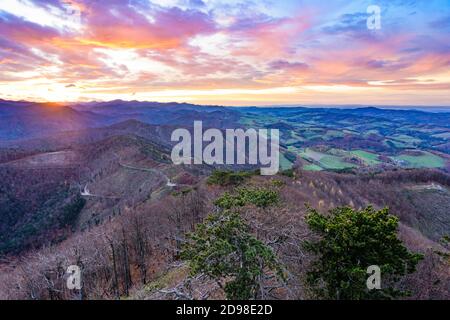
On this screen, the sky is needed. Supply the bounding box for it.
[0,0,449,106]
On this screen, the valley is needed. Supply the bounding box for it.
[237,107,450,172]
[0,100,449,300]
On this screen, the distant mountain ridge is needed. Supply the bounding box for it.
[2,99,450,140]
[0,99,240,142]
[1,100,450,172]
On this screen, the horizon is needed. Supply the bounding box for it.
[2,97,450,112]
[0,1,449,106]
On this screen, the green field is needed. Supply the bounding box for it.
[389,134,422,147]
[298,148,356,170]
[385,139,408,149]
[279,153,294,170]
[391,151,445,168]
[433,132,450,139]
[323,130,345,140]
[363,129,380,137]
[348,150,381,165]
[303,163,323,171]
[284,131,305,144]
[237,109,449,172]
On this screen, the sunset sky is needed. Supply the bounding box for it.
[0,0,449,106]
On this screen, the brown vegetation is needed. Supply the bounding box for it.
[0,168,449,300]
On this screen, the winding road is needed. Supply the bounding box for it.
[80,153,177,198]
[79,183,121,199]
[113,152,177,187]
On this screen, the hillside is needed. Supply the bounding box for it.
[1,100,448,172]
[0,103,448,300]
[0,131,192,256]
[0,101,109,141]
[1,166,449,300]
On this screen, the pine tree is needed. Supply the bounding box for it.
[182,210,284,299]
[304,205,423,299]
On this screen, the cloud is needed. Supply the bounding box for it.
[269,60,309,71]
[0,0,449,105]
[0,11,60,43]
[430,15,450,30]
[78,2,216,49]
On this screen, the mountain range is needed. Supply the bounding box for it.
[0,99,449,300]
